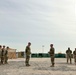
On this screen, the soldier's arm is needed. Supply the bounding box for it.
[71,50,72,54]
[48,51,50,54]
[6,50,8,55]
[25,46,28,53]
[66,50,67,53]
[73,51,75,58]
[53,48,55,54]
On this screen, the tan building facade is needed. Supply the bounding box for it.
[8,48,17,59]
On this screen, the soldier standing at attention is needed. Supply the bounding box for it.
[1,45,6,64]
[66,47,72,64]
[73,48,76,65]
[0,45,2,64]
[25,42,31,66]
[48,44,55,67]
[5,46,9,64]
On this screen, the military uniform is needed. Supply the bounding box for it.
[1,48,5,64]
[0,49,1,59]
[0,46,2,64]
[73,49,76,65]
[48,44,55,67]
[4,47,9,64]
[25,45,31,66]
[66,48,72,64]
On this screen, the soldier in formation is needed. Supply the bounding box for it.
[0,45,9,65]
[25,42,31,66]
[66,47,72,64]
[5,46,9,64]
[0,45,2,64]
[1,45,6,64]
[73,48,76,65]
[48,44,55,67]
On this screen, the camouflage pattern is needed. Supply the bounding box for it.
[73,50,76,64]
[1,46,6,64]
[66,48,72,64]
[48,47,55,67]
[0,50,1,59]
[25,46,31,66]
[4,47,9,64]
[1,49,5,64]
[0,46,2,64]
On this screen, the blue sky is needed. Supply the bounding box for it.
[0,0,76,53]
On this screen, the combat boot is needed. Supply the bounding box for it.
[50,65,54,67]
[26,64,30,66]
[50,63,54,67]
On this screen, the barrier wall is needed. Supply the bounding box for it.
[31,53,66,58]
[17,52,66,58]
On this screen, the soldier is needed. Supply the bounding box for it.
[66,47,72,64]
[5,46,9,64]
[73,48,76,65]
[1,45,6,64]
[48,44,55,67]
[25,42,31,66]
[0,45,2,64]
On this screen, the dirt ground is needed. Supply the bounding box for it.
[0,58,76,75]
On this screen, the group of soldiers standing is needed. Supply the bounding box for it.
[66,47,76,65]
[0,45,9,65]
[25,42,55,67]
[25,42,76,67]
[0,43,76,67]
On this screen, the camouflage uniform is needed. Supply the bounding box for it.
[48,44,55,67]
[0,45,2,64]
[4,47,9,64]
[25,42,31,66]
[0,49,1,59]
[1,47,5,64]
[73,49,76,65]
[66,48,72,64]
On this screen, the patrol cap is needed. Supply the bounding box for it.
[68,47,70,49]
[3,45,5,47]
[28,42,31,45]
[50,44,53,46]
[7,46,9,48]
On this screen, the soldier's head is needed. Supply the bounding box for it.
[28,42,31,46]
[3,45,5,48]
[50,44,53,47]
[68,47,70,50]
[6,46,9,50]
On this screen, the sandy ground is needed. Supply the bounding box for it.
[0,58,76,75]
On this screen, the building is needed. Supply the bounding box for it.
[8,48,17,59]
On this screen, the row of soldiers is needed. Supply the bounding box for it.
[0,43,76,67]
[0,45,9,65]
[66,47,76,65]
[25,42,76,67]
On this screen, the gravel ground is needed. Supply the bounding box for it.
[0,58,76,75]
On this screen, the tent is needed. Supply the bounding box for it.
[8,48,17,59]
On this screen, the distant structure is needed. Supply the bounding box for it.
[8,48,17,59]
